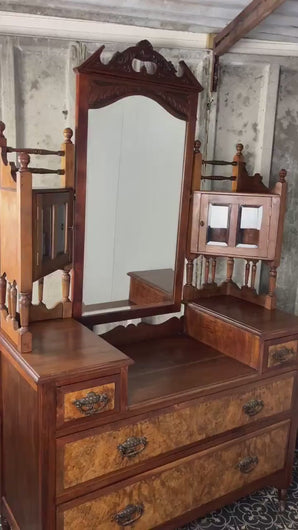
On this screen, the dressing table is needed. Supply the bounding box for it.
[0,40,298,530]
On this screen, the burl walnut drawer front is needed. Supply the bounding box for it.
[266,338,298,369]
[57,375,120,427]
[57,375,293,493]
[59,421,289,530]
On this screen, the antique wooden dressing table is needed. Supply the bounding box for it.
[0,40,298,530]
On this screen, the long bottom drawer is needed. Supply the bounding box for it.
[58,421,290,530]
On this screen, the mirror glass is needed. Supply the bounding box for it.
[82,96,186,314]
[237,206,263,248]
[207,204,230,246]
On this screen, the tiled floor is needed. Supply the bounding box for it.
[178,453,298,530]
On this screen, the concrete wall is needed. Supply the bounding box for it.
[1,33,298,313]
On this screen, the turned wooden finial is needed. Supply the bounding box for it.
[236,143,244,156]
[0,121,5,138]
[194,139,201,153]
[18,152,30,171]
[63,128,73,144]
[279,169,287,183]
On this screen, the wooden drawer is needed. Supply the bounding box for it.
[57,375,294,493]
[58,421,290,530]
[265,338,298,369]
[57,375,120,428]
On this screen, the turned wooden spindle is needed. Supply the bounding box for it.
[62,269,71,303]
[244,260,251,287]
[63,127,73,144]
[7,282,12,320]
[18,152,30,172]
[0,273,7,310]
[268,265,277,297]
[232,143,244,192]
[204,256,210,285]
[0,121,6,145]
[19,292,31,335]
[226,257,234,283]
[279,168,287,183]
[211,257,216,284]
[38,277,44,305]
[186,258,194,286]
[10,280,17,322]
[251,260,258,290]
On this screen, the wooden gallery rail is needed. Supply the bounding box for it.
[0,122,74,353]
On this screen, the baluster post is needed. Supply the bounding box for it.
[226,257,234,283]
[204,256,210,285]
[7,282,12,320]
[38,277,44,305]
[268,265,277,297]
[211,257,216,284]
[19,292,31,335]
[10,280,17,323]
[0,273,7,310]
[251,260,258,290]
[244,260,250,288]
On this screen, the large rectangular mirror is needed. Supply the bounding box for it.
[83,96,186,314]
[73,40,202,324]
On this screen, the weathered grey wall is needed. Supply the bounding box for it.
[1,34,298,313]
[0,35,210,308]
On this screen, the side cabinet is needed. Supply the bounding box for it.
[190,191,280,260]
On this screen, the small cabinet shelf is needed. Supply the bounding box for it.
[191,192,280,260]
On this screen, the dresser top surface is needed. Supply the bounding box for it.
[1,318,132,383]
[190,296,298,338]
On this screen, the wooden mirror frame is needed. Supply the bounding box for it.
[73,40,203,325]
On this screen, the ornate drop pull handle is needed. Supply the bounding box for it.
[113,503,144,526]
[236,456,258,474]
[73,391,109,416]
[118,436,148,458]
[272,347,295,363]
[242,399,264,417]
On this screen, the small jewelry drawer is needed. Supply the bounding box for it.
[56,374,294,494]
[265,338,298,369]
[57,375,120,428]
[58,421,290,530]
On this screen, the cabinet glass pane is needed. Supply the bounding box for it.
[56,203,66,255]
[42,206,52,258]
[207,204,229,246]
[237,206,263,248]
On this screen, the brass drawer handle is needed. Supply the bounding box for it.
[272,347,295,363]
[113,503,144,526]
[242,399,264,417]
[118,436,148,458]
[236,456,258,474]
[73,391,109,416]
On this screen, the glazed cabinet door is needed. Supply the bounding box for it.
[191,192,280,260]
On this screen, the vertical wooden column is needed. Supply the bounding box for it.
[211,257,217,284]
[0,273,7,310]
[232,143,244,192]
[204,257,210,286]
[62,267,72,317]
[38,277,44,306]
[61,128,74,188]
[192,140,202,191]
[226,257,234,283]
[268,265,277,297]
[244,260,251,288]
[251,260,258,291]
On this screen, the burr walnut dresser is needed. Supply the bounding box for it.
[0,40,298,530]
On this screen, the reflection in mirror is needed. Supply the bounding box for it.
[207,204,230,246]
[82,96,186,314]
[237,206,263,248]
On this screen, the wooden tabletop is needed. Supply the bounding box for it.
[1,318,132,383]
[190,296,298,338]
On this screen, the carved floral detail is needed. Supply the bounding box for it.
[77,40,202,91]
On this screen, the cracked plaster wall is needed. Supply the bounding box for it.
[1,33,298,314]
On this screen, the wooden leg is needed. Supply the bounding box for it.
[278,488,287,512]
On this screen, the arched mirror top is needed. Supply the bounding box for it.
[74,40,203,120]
[73,41,203,325]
